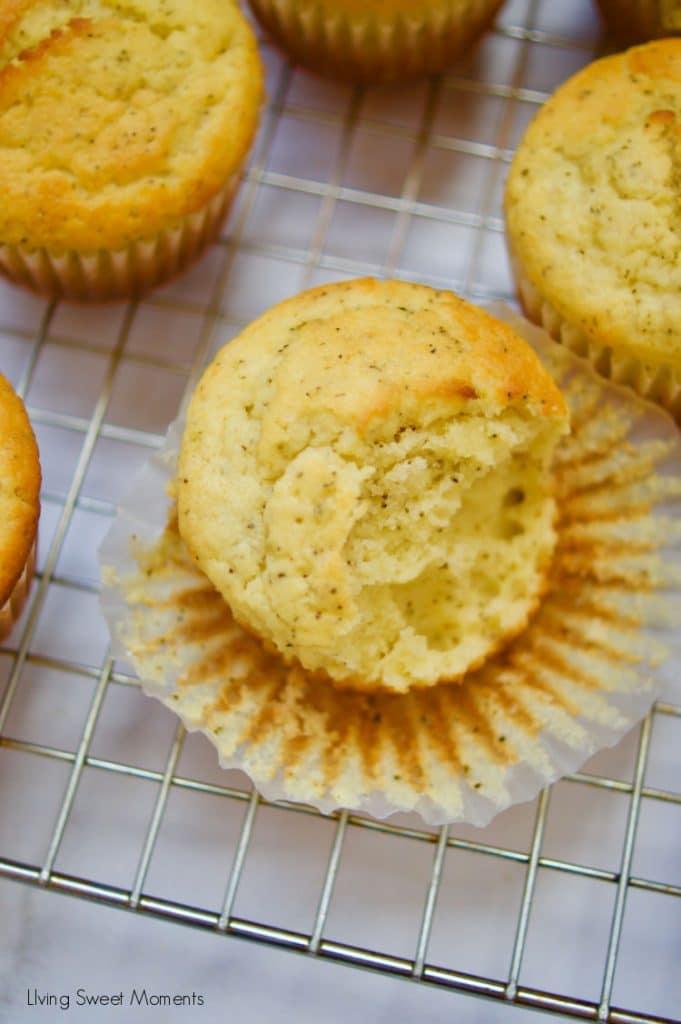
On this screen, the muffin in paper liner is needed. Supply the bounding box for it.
[512,257,681,427]
[504,41,681,426]
[0,1,263,302]
[247,0,505,83]
[0,174,241,304]
[99,310,681,826]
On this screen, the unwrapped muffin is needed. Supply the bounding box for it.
[0,373,40,641]
[101,306,681,824]
[595,0,681,44]
[179,279,568,694]
[0,0,263,301]
[505,40,681,420]
[247,0,505,83]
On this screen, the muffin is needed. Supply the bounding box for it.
[178,279,568,694]
[247,0,505,83]
[0,373,40,641]
[505,40,681,420]
[596,0,681,44]
[0,0,263,301]
[103,305,681,823]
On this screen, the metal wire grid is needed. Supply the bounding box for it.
[0,2,679,1021]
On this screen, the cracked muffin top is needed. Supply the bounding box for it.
[178,278,568,694]
[505,40,681,370]
[0,0,263,252]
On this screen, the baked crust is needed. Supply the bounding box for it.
[178,279,568,693]
[188,278,567,433]
[0,0,263,253]
[0,372,40,605]
[505,40,681,371]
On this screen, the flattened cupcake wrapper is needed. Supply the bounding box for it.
[99,311,681,826]
[0,173,241,303]
[249,0,504,82]
[0,537,36,643]
[513,259,681,426]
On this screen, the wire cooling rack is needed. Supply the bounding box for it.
[1,1,679,1021]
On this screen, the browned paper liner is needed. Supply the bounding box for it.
[0,173,240,303]
[248,0,504,83]
[512,256,681,425]
[595,0,681,43]
[100,309,681,825]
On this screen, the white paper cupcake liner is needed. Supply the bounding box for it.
[248,0,504,82]
[513,259,681,426]
[0,536,36,643]
[99,309,681,826]
[0,172,241,303]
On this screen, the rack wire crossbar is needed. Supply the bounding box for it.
[0,854,676,1024]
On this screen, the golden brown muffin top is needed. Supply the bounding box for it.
[201,278,567,449]
[0,0,263,252]
[179,279,567,692]
[505,40,681,370]
[0,372,40,605]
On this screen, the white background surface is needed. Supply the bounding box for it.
[1,1,680,1021]
[0,878,559,1024]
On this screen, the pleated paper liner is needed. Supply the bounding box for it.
[512,258,681,425]
[100,309,681,826]
[247,0,504,83]
[0,172,240,303]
